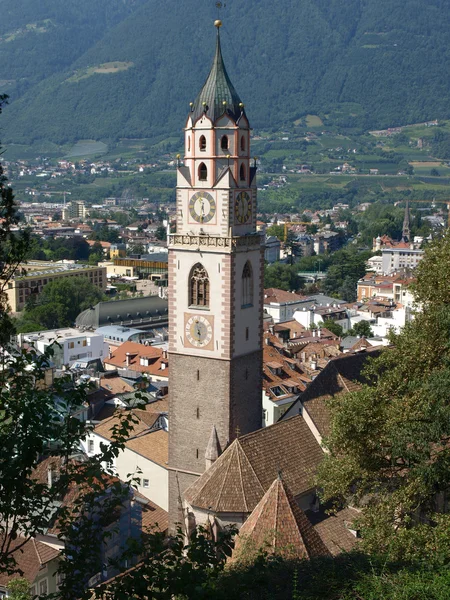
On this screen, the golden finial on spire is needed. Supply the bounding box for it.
[215,2,223,28]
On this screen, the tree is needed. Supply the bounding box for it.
[266,224,285,240]
[349,320,373,338]
[155,224,167,241]
[264,263,301,292]
[17,278,105,331]
[283,231,302,265]
[321,319,343,337]
[317,231,450,563]
[128,243,145,255]
[0,96,30,344]
[7,579,31,600]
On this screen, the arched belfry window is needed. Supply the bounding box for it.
[189,263,210,307]
[240,163,246,182]
[199,135,206,151]
[199,163,207,181]
[241,136,246,152]
[221,135,229,150]
[242,261,253,307]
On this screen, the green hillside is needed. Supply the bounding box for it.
[3,0,450,144]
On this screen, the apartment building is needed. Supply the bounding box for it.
[4,261,107,311]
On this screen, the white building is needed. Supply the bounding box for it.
[366,256,383,274]
[381,248,424,274]
[82,413,169,510]
[20,328,107,369]
[264,235,281,263]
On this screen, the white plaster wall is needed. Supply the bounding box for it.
[116,448,168,510]
[233,248,262,357]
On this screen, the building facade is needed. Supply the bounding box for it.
[4,261,106,312]
[168,21,264,528]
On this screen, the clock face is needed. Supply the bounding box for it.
[185,315,213,348]
[189,191,216,224]
[234,191,252,224]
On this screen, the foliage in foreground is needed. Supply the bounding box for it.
[318,231,450,562]
[176,552,450,600]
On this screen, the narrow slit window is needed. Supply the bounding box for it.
[242,261,254,307]
[240,163,246,181]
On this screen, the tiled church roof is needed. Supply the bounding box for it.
[232,476,331,561]
[184,415,323,513]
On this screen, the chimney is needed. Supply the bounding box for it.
[125,352,131,367]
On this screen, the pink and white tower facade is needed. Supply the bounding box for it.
[168,20,264,528]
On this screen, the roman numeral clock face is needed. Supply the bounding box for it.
[189,191,216,224]
[234,191,252,224]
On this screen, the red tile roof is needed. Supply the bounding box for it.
[185,415,323,513]
[232,477,330,562]
[103,342,168,377]
[0,537,60,587]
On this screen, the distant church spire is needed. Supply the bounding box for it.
[402,200,411,243]
[190,20,245,124]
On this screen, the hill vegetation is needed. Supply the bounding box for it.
[3,0,450,144]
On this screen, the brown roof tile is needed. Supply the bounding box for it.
[185,415,323,513]
[94,413,150,441]
[232,477,330,561]
[0,537,60,586]
[103,342,168,377]
[264,288,307,304]
[288,349,382,437]
[125,429,168,467]
[311,507,360,556]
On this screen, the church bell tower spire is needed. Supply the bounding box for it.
[168,20,263,530]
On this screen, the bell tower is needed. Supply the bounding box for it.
[168,20,263,528]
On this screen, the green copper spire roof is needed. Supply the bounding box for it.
[191,27,245,124]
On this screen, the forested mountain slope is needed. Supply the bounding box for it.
[2,0,450,144]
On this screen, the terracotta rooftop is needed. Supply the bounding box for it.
[99,375,135,396]
[310,506,360,556]
[141,501,168,534]
[0,537,60,587]
[264,288,307,304]
[103,342,168,377]
[185,415,323,513]
[125,429,168,468]
[94,412,150,441]
[284,349,382,437]
[232,476,330,562]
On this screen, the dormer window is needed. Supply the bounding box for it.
[221,135,229,150]
[199,135,206,151]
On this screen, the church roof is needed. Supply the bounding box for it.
[232,476,331,561]
[184,415,323,513]
[190,28,245,125]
